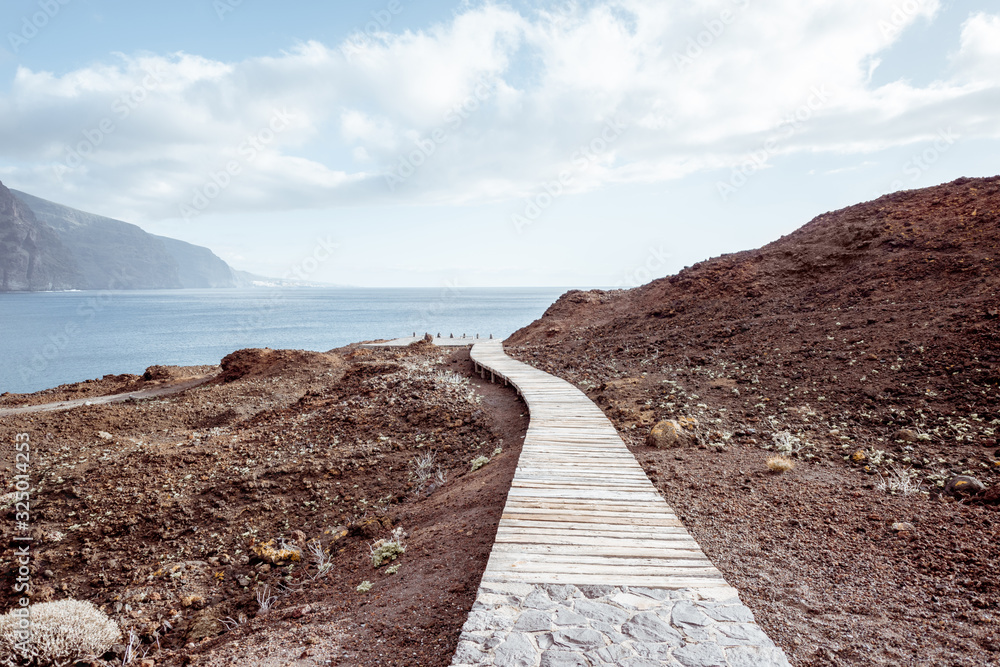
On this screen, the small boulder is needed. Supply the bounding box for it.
[677,416,699,430]
[945,475,985,498]
[894,429,919,442]
[647,420,684,448]
[890,522,915,532]
[142,365,174,381]
[186,608,223,641]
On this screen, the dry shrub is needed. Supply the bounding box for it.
[766,455,795,473]
[0,599,121,666]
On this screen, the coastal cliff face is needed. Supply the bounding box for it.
[0,181,243,291]
[0,181,80,291]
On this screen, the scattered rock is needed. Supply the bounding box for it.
[890,522,915,532]
[894,429,919,442]
[186,608,223,642]
[142,365,176,381]
[945,475,985,498]
[647,420,685,448]
[677,416,699,430]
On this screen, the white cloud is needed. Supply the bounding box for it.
[0,0,997,222]
[953,12,1000,84]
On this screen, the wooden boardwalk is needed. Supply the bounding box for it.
[471,340,738,597]
[360,334,491,348]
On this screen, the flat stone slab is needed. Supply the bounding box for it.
[452,341,789,666]
[452,584,790,667]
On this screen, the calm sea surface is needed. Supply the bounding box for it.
[0,287,567,395]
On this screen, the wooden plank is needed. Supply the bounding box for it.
[501,512,682,527]
[506,488,663,502]
[494,529,698,543]
[490,542,710,559]
[488,552,714,568]
[502,504,678,519]
[504,498,667,509]
[468,340,733,593]
[480,572,732,588]
[485,564,722,579]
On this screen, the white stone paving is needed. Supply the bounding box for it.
[453,583,789,667]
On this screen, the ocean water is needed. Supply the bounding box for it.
[0,287,567,395]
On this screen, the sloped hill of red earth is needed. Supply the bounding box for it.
[0,343,529,666]
[508,175,1000,665]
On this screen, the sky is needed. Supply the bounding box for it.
[0,0,998,287]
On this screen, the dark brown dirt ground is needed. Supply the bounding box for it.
[0,342,528,666]
[506,176,1000,666]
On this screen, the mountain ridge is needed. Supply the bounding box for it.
[5,186,246,291]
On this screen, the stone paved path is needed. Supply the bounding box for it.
[453,341,790,666]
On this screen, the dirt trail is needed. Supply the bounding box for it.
[0,374,217,416]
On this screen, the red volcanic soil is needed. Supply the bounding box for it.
[0,343,528,666]
[507,176,1000,665]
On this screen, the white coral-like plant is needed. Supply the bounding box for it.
[370,527,406,568]
[0,599,121,667]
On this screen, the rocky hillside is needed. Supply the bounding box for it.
[0,343,528,666]
[0,181,79,290]
[506,175,1000,664]
[511,175,1000,423]
[1,182,248,291]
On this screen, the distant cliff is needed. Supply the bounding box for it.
[0,181,80,291]
[0,181,248,291]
